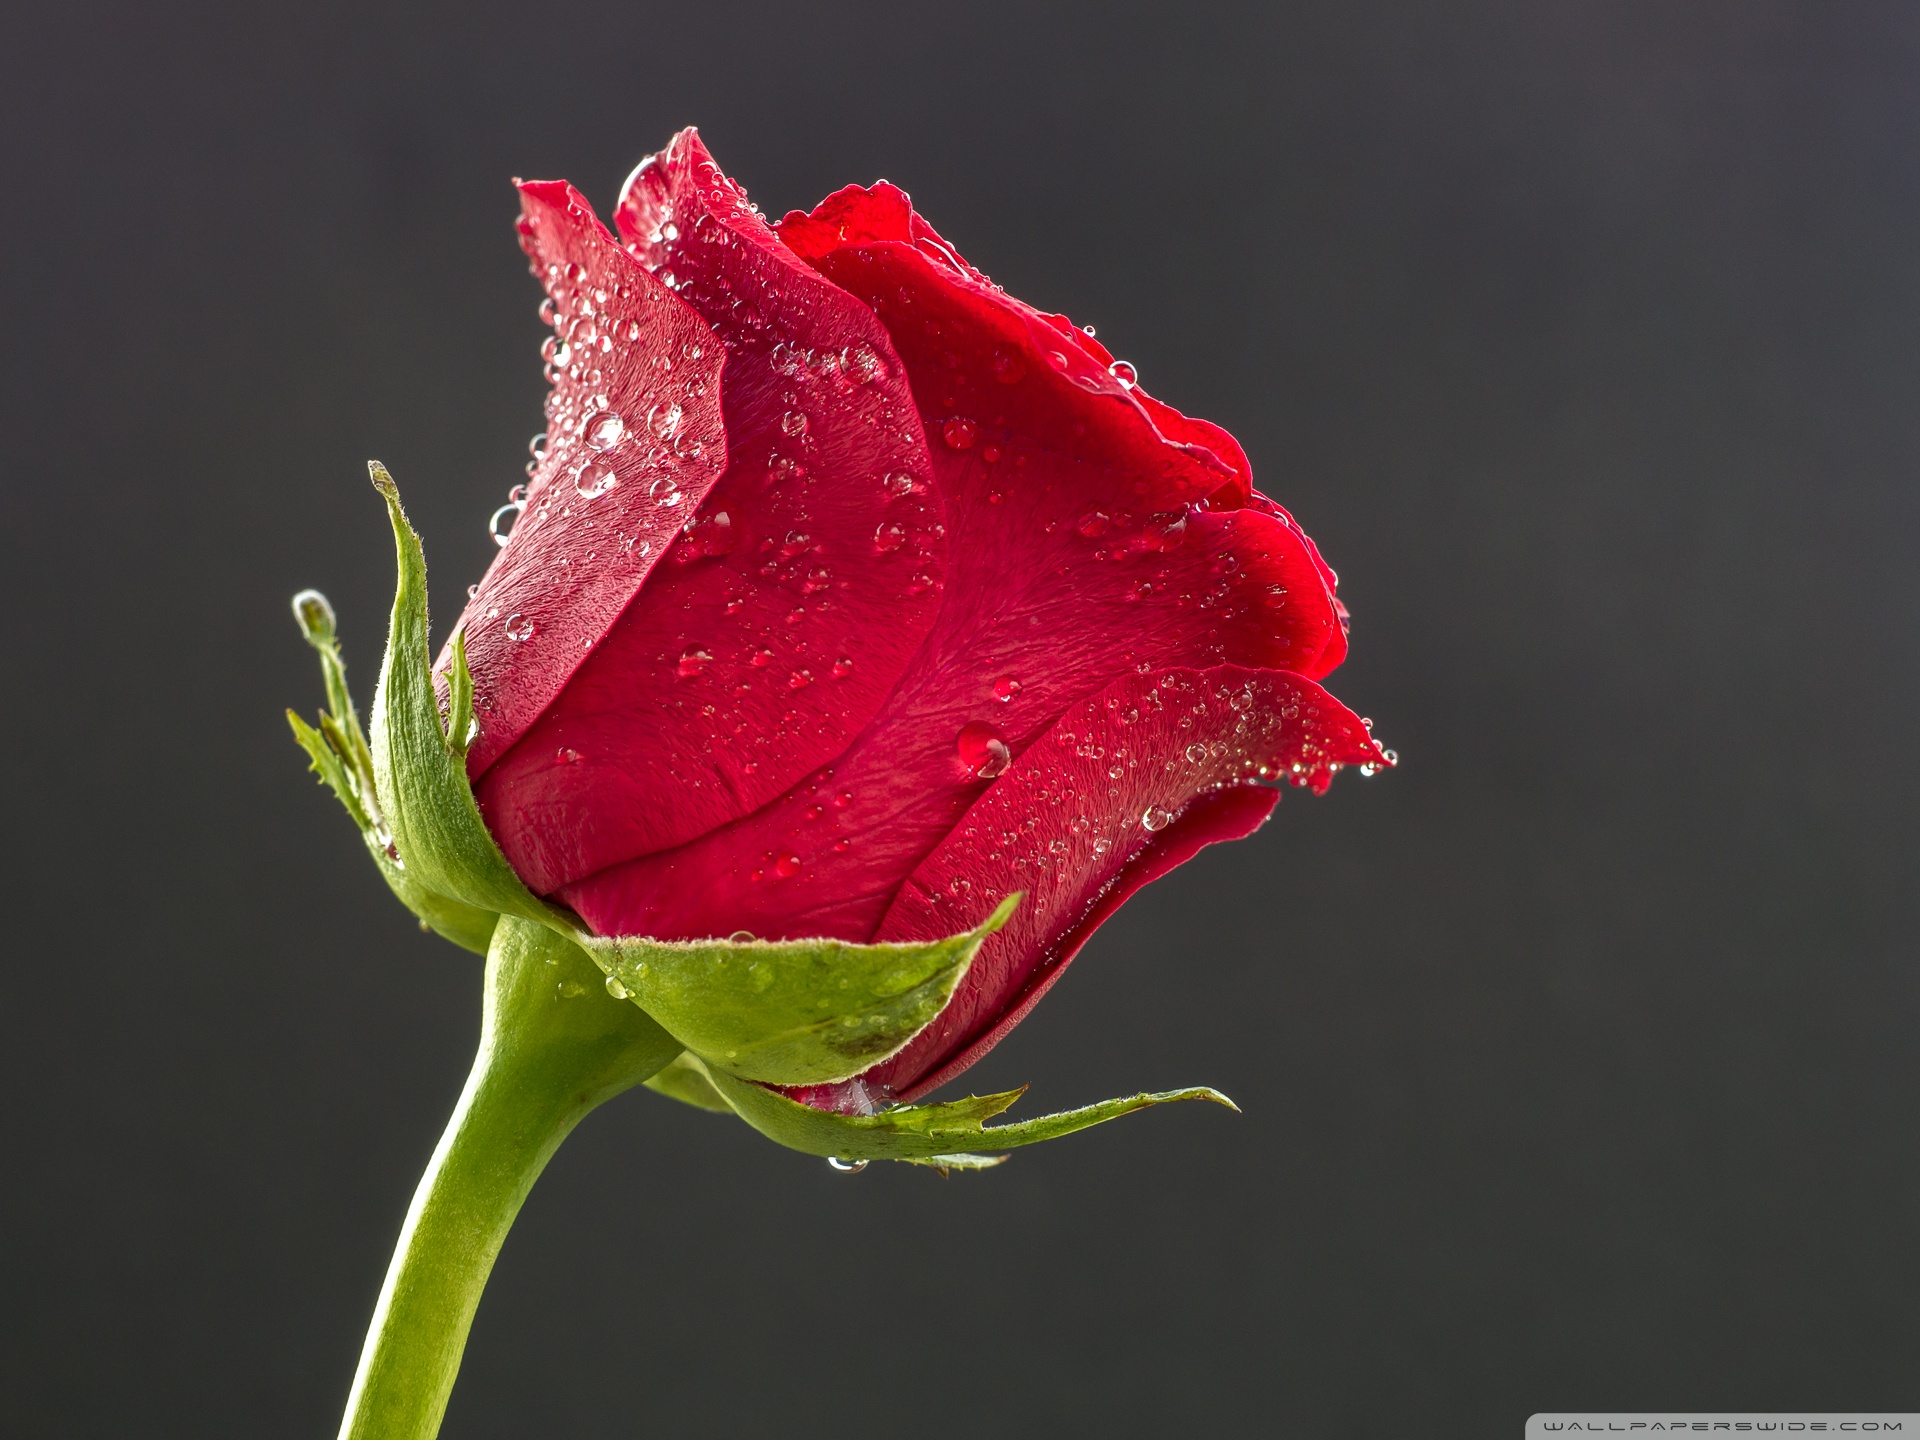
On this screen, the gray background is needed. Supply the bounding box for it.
[5,3,1917,1435]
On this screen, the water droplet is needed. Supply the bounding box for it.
[528,430,549,459]
[585,411,626,451]
[489,501,524,547]
[750,647,774,667]
[1139,511,1188,552]
[873,521,907,553]
[1077,510,1111,538]
[1108,359,1138,388]
[991,675,1022,703]
[956,721,1011,779]
[574,459,618,498]
[728,930,755,943]
[788,669,813,690]
[774,852,803,879]
[781,409,808,436]
[834,790,854,808]
[557,979,585,998]
[828,1158,869,1173]
[677,510,735,559]
[884,471,918,498]
[556,746,582,764]
[647,401,684,439]
[990,345,1027,384]
[1185,743,1208,763]
[605,975,631,999]
[678,645,712,677]
[1141,804,1174,832]
[831,656,855,679]
[503,613,535,642]
[942,416,978,450]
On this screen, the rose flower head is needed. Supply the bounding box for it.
[291,128,1393,1163]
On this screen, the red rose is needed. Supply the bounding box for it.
[449,129,1388,1112]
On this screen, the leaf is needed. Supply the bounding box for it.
[287,575,500,954]
[581,895,1019,1086]
[641,1054,734,1114]
[365,462,567,933]
[690,1058,1237,1162]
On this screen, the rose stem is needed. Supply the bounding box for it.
[336,914,682,1440]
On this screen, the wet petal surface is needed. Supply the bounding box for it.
[474,134,944,893]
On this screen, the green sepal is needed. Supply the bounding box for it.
[690,1057,1238,1163]
[900,1152,1009,1173]
[582,894,1019,1087]
[365,462,565,932]
[642,1053,734,1113]
[286,587,497,954]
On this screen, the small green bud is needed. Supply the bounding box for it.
[291,588,337,648]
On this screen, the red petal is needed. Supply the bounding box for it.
[472,134,945,896]
[865,665,1390,1099]
[556,197,1352,944]
[449,182,728,779]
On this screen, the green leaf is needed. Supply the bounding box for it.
[365,462,564,933]
[900,1152,1009,1173]
[642,1053,734,1114]
[581,894,1019,1087]
[287,573,499,954]
[690,1058,1238,1163]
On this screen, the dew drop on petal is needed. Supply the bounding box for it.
[1141,804,1174,832]
[585,411,626,451]
[942,416,978,450]
[990,345,1027,384]
[873,520,907,553]
[1108,359,1138,388]
[574,460,618,498]
[956,720,1011,779]
[781,410,808,437]
[605,975,631,999]
[647,401,684,439]
[677,645,712,677]
[774,852,803,879]
[503,613,535,642]
[991,675,1022,702]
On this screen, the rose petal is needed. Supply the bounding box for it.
[472,134,945,895]
[557,207,1349,945]
[449,182,728,778]
[863,664,1389,1098]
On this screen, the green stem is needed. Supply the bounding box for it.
[337,915,682,1440]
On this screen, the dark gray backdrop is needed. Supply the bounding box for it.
[5,3,1917,1436]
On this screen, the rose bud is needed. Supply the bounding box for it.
[290,129,1392,1168]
